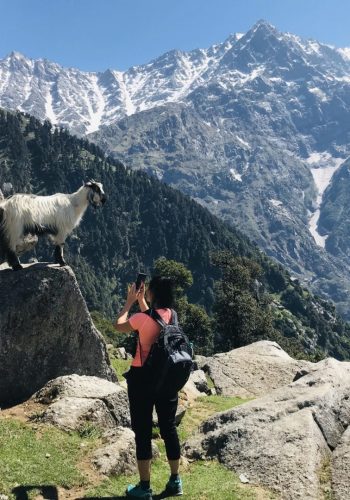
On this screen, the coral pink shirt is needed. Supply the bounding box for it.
[129,308,172,367]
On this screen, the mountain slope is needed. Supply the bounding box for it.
[1,109,350,360]
[1,20,350,316]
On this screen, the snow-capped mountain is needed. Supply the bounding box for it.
[0,33,243,135]
[1,21,349,136]
[2,19,350,316]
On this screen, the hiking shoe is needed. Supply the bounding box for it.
[126,483,153,499]
[164,476,183,496]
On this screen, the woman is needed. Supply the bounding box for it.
[115,276,183,499]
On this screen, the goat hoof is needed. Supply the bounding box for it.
[56,260,66,267]
[12,264,23,271]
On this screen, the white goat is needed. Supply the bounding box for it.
[0,180,106,270]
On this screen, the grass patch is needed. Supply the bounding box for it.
[205,373,215,389]
[0,384,258,498]
[86,394,257,498]
[110,357,131,381]
[77,423,103,439]
[318,455,333,500]
[86,453,273,499]
[0,419,98,498]
[178,395,250,441]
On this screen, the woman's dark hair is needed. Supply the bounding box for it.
[148,276,174,308]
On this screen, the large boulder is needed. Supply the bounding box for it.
[0,264,116,406]
[201,340,311,397]
[184,357,350,499]
[34,375,130,430]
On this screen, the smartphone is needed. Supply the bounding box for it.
[135,272,147,291]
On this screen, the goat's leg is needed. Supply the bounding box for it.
[7,249,23,270]
[54,244,66,266]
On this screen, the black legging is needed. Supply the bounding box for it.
[126,366,181,461]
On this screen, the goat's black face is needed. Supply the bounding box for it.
[85,181,107,208]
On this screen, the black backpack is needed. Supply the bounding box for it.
[141,308,194,396]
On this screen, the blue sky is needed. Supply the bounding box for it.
[1,0,350,72]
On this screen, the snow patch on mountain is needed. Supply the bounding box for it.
[230,168,242,181]
[85,74,105,134]
[45,84,57,125]
[338,47,350,61]
[308,86,328,102]
[306,153,345,247]
[269,199,283,207]
[236,135,250,148]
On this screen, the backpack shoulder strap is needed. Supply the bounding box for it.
[170,309,179,326]
[143,308,167,328]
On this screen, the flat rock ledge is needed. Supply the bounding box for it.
[0,264,116,406]
[183,356,350,499]
[33,374,130,431]
[198,340,312,397]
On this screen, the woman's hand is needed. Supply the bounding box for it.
[126,283,139,306]
[114,282,139,332]
[137,282,145,301]
[137,282,149,312]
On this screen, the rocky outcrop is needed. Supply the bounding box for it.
[200,340,311,397]
[0,264,116,406]
[34,375,130,431]
[183,356,350,499]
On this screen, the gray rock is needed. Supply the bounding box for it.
[115,347,128,359]
[35,375,130,431]
[42,396,118,431]
[201,340,311,397]
[93,427,159,475]
[193,355,208,371]
[153,404,186,427]
[181,380,202,403]
[181,369,210,403]
[35,374,121,402]
[332,426,350,500]
[174,405,187,426]
[189,369,210,394]
[184,357,350,499]
[0,264,116,407]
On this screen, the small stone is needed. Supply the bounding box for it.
[239,473,250,484]
[45,453,51,458]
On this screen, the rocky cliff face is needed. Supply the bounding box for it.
[0,263,116,407]
[89,22,350,316]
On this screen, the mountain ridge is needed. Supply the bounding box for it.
[1,20,350,135]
